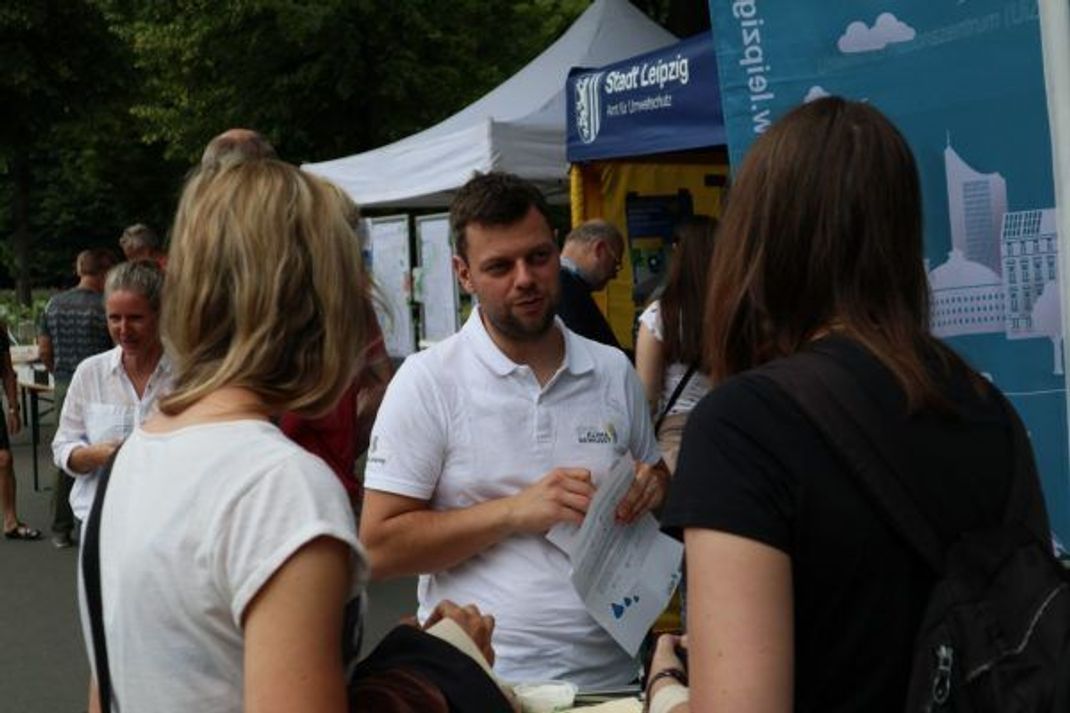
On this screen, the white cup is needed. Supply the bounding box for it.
[513,680,578,713]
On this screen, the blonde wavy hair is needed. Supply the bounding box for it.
[160,159,369,417]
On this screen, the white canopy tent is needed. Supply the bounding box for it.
[303,0,676,208]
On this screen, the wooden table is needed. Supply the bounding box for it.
[14,364,54,491]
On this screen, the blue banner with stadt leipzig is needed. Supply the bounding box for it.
[707,0,1069,542]
[566,31,726,161]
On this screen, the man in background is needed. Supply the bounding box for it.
[556,219,625,350]
[38,248,115,547]
[119,223,167,269]
[199,127,277,170]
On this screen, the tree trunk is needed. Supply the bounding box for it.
[11,150,32,306]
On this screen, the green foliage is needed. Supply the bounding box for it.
[96,0,591,164]
[0,0,169,294]
[0,290,53,339]
[0,1,121,147]
[2,0,699,292]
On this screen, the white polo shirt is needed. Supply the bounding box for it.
[365,310,660,688]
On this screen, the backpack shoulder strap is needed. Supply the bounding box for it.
[81,445,124,713]
[986,387,1051,540]
[755,350,946,573]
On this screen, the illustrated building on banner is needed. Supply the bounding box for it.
[945,139,1006,275]
[929,140,1063,374]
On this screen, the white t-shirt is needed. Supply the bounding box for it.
[638,301,712,418]
[52,346,174,520]
[365,310,660,688]
[78,420,366,713]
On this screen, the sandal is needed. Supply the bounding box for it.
[4,523,41,540]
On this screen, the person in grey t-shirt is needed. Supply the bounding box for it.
[37,248,115,547]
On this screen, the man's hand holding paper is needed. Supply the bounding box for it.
[615,460,671,524]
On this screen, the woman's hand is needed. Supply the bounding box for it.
[649,633,688,699]
[652,632,686,671]
[68,440,122,474]
[6,406,20,436]
[424,600,497,666]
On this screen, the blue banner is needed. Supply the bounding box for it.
[566,32,726,162]
[708,0,1068,544]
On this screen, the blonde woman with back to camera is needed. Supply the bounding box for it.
[80,160,372,713]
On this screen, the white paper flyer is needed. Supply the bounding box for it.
[548,457,683,656]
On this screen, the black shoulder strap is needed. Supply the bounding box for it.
[757,347,1044,574]
[81,446,123,713]
[757,351,948,572]
[655,364,698,433]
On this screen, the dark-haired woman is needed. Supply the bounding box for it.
[645,98,1048,713]
[635,216,716,473]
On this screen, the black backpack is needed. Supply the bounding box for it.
[758,345,1070,712]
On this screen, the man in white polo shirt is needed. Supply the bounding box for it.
[361,172,669,689]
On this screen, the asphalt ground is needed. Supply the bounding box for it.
[0,411,416,713]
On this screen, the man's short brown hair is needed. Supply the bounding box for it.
[449,172,552,260]
[76,248,115,277]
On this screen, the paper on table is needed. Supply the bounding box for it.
[547,456,683,656]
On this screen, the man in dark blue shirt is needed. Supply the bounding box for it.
[556,220,624,350]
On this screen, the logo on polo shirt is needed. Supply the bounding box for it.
[577,422,617,445]
[367,435,388,467]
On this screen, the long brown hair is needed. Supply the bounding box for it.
[705,97,959,408]
[660,215,717,367]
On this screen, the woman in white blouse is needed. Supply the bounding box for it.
[634,216,717,472]
[52,259,171,523]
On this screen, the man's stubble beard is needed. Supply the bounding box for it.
[485,288,560,343]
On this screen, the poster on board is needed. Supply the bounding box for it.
[708,0,1068,543]
[415,213,460,345]
[365,215,415,358]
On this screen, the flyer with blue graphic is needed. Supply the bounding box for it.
[548,456,683,656]
[707,0,1068,542]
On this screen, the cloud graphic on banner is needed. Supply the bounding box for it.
[838,13,916,54]
[805,85,831,102]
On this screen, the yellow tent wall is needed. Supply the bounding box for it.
[570,150,729,349]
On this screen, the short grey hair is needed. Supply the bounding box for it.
[564,219,622,247]
[119,223,160,252]
[105,260,164,313]
[200,128,277,171]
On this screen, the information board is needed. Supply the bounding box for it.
[415,213,460,345]
[365,215,415,358]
